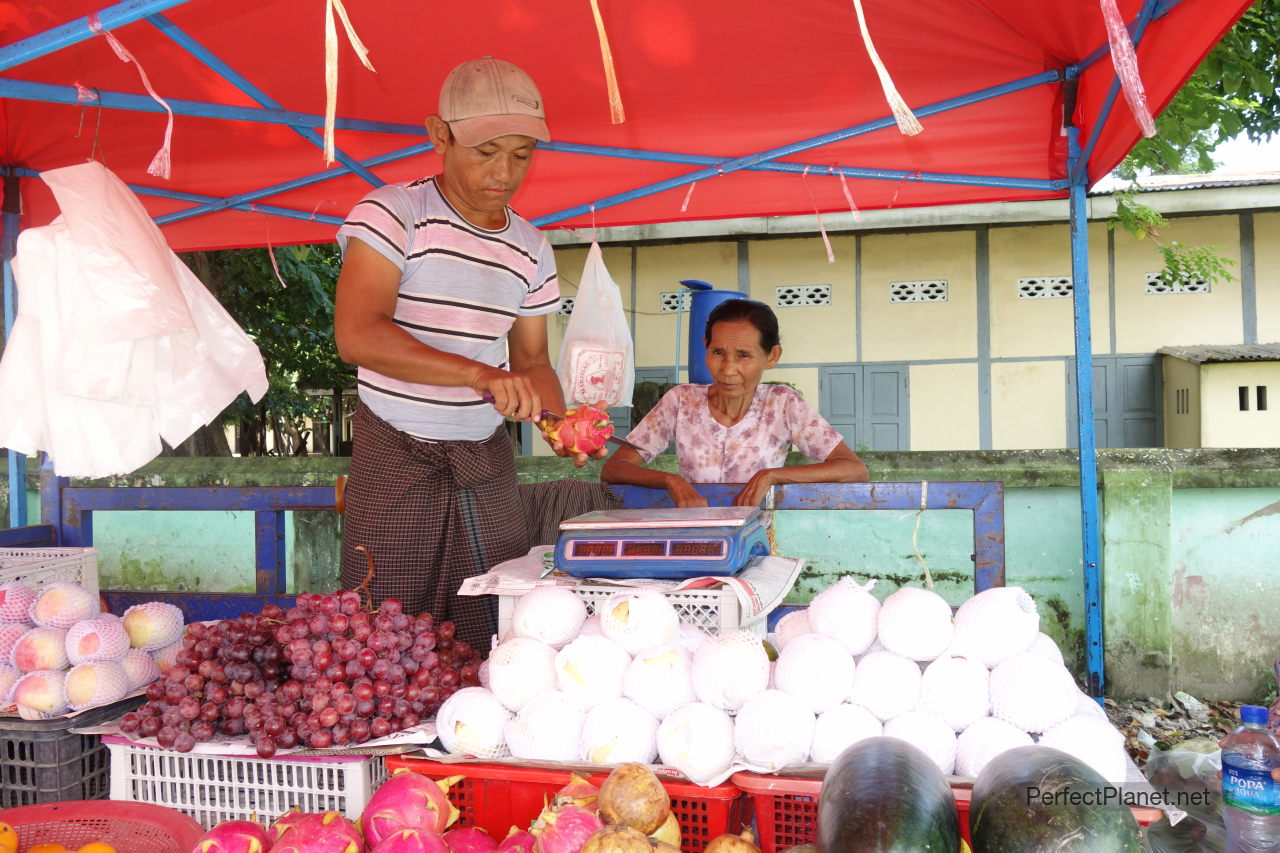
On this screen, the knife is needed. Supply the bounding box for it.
[481,391,643,453]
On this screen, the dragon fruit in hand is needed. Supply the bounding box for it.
[544,404,614,455]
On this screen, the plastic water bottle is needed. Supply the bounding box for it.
[1269,657,1280,736]
[1222,704,1280,852]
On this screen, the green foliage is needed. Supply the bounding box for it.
[1108,190,1237,287]
[1123,0,1279,174]
[181,244,352,455]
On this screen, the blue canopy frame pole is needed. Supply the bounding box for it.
[2,170,25,528]
[1067,122,1105,697]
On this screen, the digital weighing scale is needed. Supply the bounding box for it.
[553,506,770,579]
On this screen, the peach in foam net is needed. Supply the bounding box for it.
[11,626,69,673]
[122,602,185,650]
[30,581,99,629]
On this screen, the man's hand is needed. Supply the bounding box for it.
[733,469,777,507]
[473,368,541,422]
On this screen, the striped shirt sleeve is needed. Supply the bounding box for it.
[336,187,413,270]
[520,238,561,315]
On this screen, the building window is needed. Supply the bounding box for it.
[1145,272,1210,294]
[1239,386,1250,411]
[1017,277,1073,299]
[1176,388,1189,415]
[889,279,948,303]
[775,285,832,307]
[660,291,693,313]
[1258,386,1269,412]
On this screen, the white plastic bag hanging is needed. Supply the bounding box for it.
[555,242,634,408]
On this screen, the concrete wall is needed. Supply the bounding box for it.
[5,451,1278,701]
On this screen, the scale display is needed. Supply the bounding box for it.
[554,507,768,579]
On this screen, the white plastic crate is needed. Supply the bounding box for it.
[105,737,388,828]
[497,583,762,638]
[0,547,99,599]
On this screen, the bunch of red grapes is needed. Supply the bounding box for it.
[118,590,480,756]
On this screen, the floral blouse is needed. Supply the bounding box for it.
[624,384,844,484]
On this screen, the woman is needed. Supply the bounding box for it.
[601,298,868,507]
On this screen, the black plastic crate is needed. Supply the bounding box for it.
[0,695,144,807]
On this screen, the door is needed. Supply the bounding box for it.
[1067,355,1162,448]
[820,364,909,451]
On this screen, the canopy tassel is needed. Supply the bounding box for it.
[588,0,626,124]
[802,166,836,264]
[88,13,174,178]
[849,0,922,136]
[832,166,864,222]
[1099,0,1157,138]
[323,0,377,165]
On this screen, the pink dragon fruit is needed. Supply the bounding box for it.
[267,810,310,847]
[530,805,603,853]
[551,774,598,811]
[370,829,451,853]
[496,828,535,853]
[189,819,270,853]
[444,827,497,853]
[543,405,614,455]
[269,811,362,853]
[361,770,463,846]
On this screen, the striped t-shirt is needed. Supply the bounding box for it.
[337,177,560,441]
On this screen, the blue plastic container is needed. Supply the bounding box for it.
[682,280,747,384]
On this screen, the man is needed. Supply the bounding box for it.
[333,57,601,652]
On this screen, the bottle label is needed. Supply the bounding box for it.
[1223,762,1280,815]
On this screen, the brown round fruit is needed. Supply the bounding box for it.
[597,763,671,836]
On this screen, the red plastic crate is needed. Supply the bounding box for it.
[386,755,747,853]
[732,772,1163,853]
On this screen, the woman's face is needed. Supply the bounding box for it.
[705,318,782,401]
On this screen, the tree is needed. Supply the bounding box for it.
[1109,0,1277,285]
[179,244,353,456]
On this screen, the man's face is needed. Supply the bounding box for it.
[428,118,535,228]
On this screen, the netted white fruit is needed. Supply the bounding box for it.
[488,637,558,712]
[1027,632,1065,665]
[811,703,883,763]
[29,582,98,629]
[1072,691,1109,723]
[511,587,587,649]
[581,697,659,764]
[775,633,855,714]
[11,627,69,672]
[955,716,1033,777]
[623,645,695,719]
[65,660,129,710]
[0,664,20,704]
[808,577,880,656]
[121,602,184,650]
[951,587,1039,667]
[120,648,162,691]
[0,623,29,663]
[10,669,68,716]
[1038,715,1127,787]
[599,590,680,655]
[555,634,631,707]
[676,623,709,657]
[773,609,812,651]
[734,689,814,770]
[656,702,736,785]
[848,651,921,721]
[0,582,36,622]
[691,630,770,712]
[989,652,1077,733]
[66,617,131,665]
[877,587,954,662]
[437,687,512,759]
[578,613,604,638]
[856,637,886,662]
[919,655,990,731]
[505,690,585,761]
[883,710,958,775]
[152,641,182,674]
[478,658,491,689]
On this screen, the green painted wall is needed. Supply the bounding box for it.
[3,449,1278,700]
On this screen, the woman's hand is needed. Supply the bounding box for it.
[667,476,709,508]
[734,469,777,507]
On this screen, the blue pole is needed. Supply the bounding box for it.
[0,0,196,72]
[1066,123,1105,697]
[2,171,26,528]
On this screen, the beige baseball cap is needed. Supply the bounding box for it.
[439,56,550,147]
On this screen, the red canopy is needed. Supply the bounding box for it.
[0,0,1252,251]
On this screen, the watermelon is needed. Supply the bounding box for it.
[969,745,1142,852]
[817,736,961,853]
